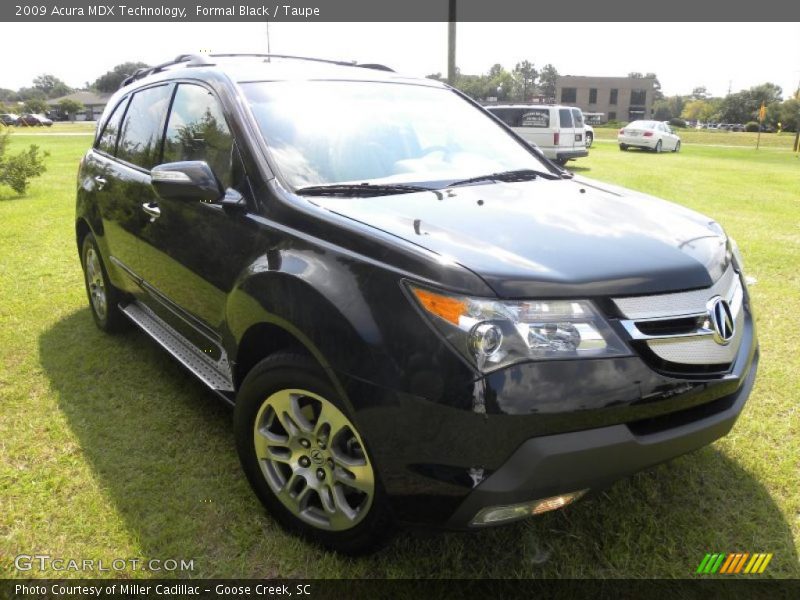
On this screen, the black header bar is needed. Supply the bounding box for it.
[3,0,799,22]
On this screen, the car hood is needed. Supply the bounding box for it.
[312,176,728,298]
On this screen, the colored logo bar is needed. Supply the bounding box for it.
[696,553,773,574]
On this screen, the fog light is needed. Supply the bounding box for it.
[469,322,503,357]
[470,490,588,526]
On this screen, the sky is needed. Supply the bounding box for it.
[1,22,799,98]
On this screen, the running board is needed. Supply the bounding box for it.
[121,301,235,393]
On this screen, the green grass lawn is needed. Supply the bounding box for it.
[1,134,798,579]
[1,121,96,135]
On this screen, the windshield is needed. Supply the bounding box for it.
[242,81,551,190]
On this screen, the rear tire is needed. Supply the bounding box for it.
[81,233,127,333]
[654,140,662,153]
[555,158,568,166]
[234,352,394,555]
[619,144,628,151]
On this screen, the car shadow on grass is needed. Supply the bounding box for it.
[39,309,798,578]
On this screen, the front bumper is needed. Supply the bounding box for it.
[336,303,758,528]
[446,349,758,527]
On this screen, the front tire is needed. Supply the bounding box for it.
[585,132,593,148]
[673,140,681,153]
[234,353,393,554]
[81,233,127,332]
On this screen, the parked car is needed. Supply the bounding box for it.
[618,120,681,152]
[18,113,53,127]
[76,54,757,554]
[486,104,589,165]
[0,113,21,126]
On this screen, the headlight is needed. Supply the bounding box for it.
[408,284,630,373]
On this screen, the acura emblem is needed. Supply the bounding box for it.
[707,297,735,345]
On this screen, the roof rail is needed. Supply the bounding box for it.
[118,53,395,89]
[208,53,393,71]
[119,53,211,88]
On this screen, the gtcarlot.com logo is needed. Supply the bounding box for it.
[696,552,773,575]
[13,554,194,573]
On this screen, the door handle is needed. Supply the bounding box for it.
[94,176,107,190]
[141,202,161,221]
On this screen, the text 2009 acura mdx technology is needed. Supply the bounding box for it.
[75,54,758,554]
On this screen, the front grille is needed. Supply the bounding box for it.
[614,265,745,373]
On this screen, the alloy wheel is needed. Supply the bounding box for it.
[85,247,107,320]
[253,388,375,531]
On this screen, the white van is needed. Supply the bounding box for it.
[486,105,589,165]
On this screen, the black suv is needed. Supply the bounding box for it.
[76,54,758,554]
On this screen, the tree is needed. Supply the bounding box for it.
[682,99,720,122]
[653,95,685,121]
[425,73,445,82]
[92,62,150,92]
[627,72,643,79]
[0,88,17,102]
[512,60,537,102]
[538,64,559,102]
[0,128,48,195]
[691,86,710,100]
[23,98,48,114]
[748,82,782,107]
[778,98,800,132]
[32,74,72,98]
[58,99,84,121]
[645,73,663,101]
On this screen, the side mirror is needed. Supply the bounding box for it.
[151,161,223,203]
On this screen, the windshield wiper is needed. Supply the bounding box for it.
[447,168,554,188]
[294,183,432,197]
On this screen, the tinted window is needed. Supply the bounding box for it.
[630,89,647,105]
[609,89,618,105]
[163,84,233,188]
[520,109,549,128]
[116,85,172,169]
[571,109,584,127]
[487,107,517,126]
[96,97,129,155]
[560,87,577,103]
[559,109,573,128]
[589,88,597,104]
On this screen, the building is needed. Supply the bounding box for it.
[47,90,111,121]
[555,76,656,123]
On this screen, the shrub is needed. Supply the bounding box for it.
[0,129,48,195]
[745,121,760,132]
[668,118,687,128]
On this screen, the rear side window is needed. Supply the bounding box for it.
[558,109,574,128]
[163,84,234,189]
[96,97,129,155]
[116,85,172,170]
[520,109,549,128]
[571,109,584,127]
[488,108,515,126]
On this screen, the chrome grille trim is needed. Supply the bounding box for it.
[614,265,736,320]
[615,266,745,366]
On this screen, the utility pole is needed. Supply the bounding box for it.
[447,0,456,85]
